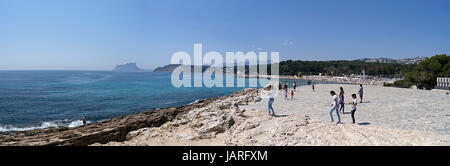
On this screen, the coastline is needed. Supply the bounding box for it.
[0,89,257,146]
[97,84,449,146]
[242,74,399,86]
[1,84,449,146]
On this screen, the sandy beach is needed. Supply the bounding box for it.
[244,84,450,136]
[95,84,450,146]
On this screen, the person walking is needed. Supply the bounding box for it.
[329,91,342,124]
[268,86,276,116]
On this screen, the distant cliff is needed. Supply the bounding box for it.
[113,63,143,72]
[153,64,182,72]
[153,64,211,72]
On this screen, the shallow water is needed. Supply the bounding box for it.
[0,71,279,131]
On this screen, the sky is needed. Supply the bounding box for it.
[0,0,449,70]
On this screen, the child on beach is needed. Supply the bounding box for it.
[349,94,358,124]
[329,91,342,124]
[312,84,315,92]
[290,90,294,99]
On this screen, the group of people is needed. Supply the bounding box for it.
[279,81,297,100]
[267,80,315,116]
[328,84,364,124]
[267,82,365,124]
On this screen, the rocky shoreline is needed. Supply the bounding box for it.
[94,84,448,146]
[0,89,258,146]
[1,86,448,146]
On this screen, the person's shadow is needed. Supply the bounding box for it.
[357,122,371,125]
[273,114,289,118]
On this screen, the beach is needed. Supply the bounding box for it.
[1,84,449,146]
[97,84,449,146]
[244,74,398,86]
[245,84,450,136]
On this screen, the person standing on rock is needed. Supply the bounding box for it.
[82,116,87,125]
[268,85,276,116]
[329,91,342,124]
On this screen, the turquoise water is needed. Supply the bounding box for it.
[0,71,273,131]
[0,71,331,132]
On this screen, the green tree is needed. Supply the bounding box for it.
[404,54,450,89]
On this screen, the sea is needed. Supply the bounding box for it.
[0,71,336,132]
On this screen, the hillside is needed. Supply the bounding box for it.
[357,57,427,64]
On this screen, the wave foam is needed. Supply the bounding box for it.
[0,119,91,132]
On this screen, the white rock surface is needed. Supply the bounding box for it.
[96,85,450,146]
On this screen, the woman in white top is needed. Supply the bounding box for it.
[329,91,342,124]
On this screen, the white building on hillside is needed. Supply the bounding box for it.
[436,77,450,90]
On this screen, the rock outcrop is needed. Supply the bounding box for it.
[93,88,261,146]
[113,63,143,72]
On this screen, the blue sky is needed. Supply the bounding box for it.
[0,0,449,70]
